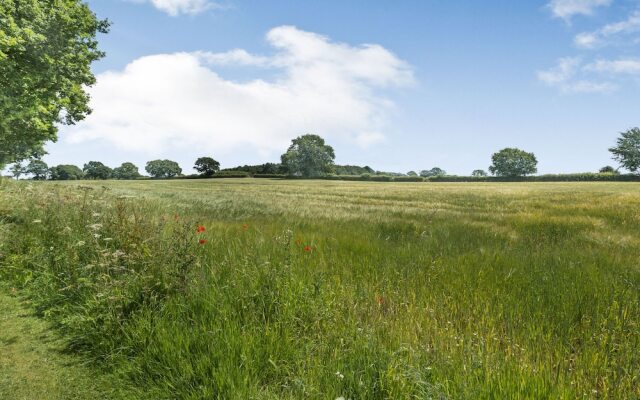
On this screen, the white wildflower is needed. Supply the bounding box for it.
[75,241,86,247]
[103,238,113,242]
[92,212,101,218]
[93,233,101,239]
[32,219,42,223]
[335,371,344,380]
[88,223,103,231]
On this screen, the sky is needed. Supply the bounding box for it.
[38,0,640,175]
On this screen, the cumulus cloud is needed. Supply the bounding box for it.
[537,57,616,93]
[128,0,220,16]
[574,11,640,48]
[64,26,414,156]
[585,58,640,74]
[547,0,612,20]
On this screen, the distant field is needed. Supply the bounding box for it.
[1,179,639,399]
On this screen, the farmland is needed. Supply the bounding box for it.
[1,179,639,399]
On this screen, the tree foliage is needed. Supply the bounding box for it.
[194,157,220,177]
[9,161,25,179]
[489,148,537,177]
[281,134,335,177]
[599,165,617,174]
[112,162,140,180]
[83,161,112,180]
[49,164,83,180]
[0,0,109,166]
[609,128,640,173]
[26,159,48,180]
[145,159,182,178]
[472,169,487,177]
[420,168,446,177]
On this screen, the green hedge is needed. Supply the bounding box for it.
[253,174,286,179]
[428,173,640,182]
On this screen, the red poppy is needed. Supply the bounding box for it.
[199,239,207,245]
[196,225,206,233]
[303,245,312,252]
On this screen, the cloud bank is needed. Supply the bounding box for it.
[65,26,414,156]
[547,0,612,20]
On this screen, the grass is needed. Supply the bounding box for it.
[1,178,639,399]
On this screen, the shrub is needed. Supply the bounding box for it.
[394,176,425,182]
[211,171,251,178]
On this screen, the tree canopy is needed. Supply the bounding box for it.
[194,157,220,177]
[83,161,112,180]
[0,0,108,167]
[281,134,335,177]
[26,159,48,180]
[609,128,640,174]
[49,164,83,180]
[420,168,446,177]
[112,162,140,180]
[472,169,487,177]
[145,159,182,178]
[489,148,537,177]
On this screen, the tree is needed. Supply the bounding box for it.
[49,164,84,180]
[0,1,109,167]
[145,160,182,178]
[489,148,537,177]
[112,162,141,180]
[472,169,487,177]
[598,165,618,174]
[609,127,640,173]
[9,162,25,179]
[420,168,446,177]
[83,161,112,180]
[281,134,335,177]
[407,171,418,176]
[194,157,220,177]
[26,159,48,180]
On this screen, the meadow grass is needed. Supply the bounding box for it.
[1,179,639,399]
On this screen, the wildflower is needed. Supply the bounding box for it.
[93,233,102,239]
[75,241,86,247]
[88,223,103,231]
[335,371,344,380]
[103,238,113,242]
[242,223,249,230]
[304,245,312,252]
[92,212,101,217]
[32,219,42,224]
[376,295,385,307]
[199,239,207,245]
[196,225,206,233]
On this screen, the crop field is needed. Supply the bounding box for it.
[1,179,639,399]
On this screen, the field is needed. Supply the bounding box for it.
[1,179,639,399]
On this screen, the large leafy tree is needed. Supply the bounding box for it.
[49,164,83,180]
[609,127,640,173]
[25,158,48,180]
[145,159,182,178]
[420,167,446,177]
[0,0,109,167]
[9,161,25,179]
[489,148,537,177]
[194,157,220,177]
[281,134,335,177]
[472,169,487,177]
[112,162,140,180]
[83,161,112,179]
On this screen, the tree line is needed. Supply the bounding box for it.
[7,128,640,180]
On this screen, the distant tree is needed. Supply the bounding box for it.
[112,162,141,180]
[145,159,182,178]
[194,157,220,177]
[609,127,640,173]
[0,1,109,167]
[407,171,418,176]
[83,161,112,179]
[9,162,26,180]
[49,164,84,180]
[26,159,49,180]
[489,148,537,177]
[420,167,446,177]
[281,134,335,177]
[598,165,618,174]
[472,169,488,177]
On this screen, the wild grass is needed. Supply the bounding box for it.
[1,179,639,399]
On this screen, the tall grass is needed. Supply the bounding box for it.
[1,179,639,399]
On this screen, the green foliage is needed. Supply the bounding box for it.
[0,0,109,166]
[49,164,84,180]
[281,134,335,177]
[26,159,48,180]
[2,180,640,399]
[489,148,537,177]
[428,173,640,182]
[223,163,286,175]
[598,165,617,174]
[145,159,182,178]
[394,175,424,182]
[194,157,220,177]
[83,161,112,180]
[9,161,25,179]
[211,170,251,178]
[420,167,446,177]
[334,165,375,175]
[472,169,487,177]
[112,162,141,180]
[406,170,418,176]
[609,127,640,173]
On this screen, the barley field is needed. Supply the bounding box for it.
[1,179,639,399]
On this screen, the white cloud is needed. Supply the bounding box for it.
[129,0,220,16]
[574,11,640,48]
[585,58,640,74]
[64,26,413,156]
[547,0,612,20]
[537,57,616,93]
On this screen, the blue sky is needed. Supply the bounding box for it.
[40,0,640,175]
